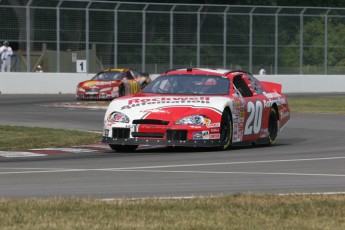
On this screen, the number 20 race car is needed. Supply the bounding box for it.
[102,68,290,152]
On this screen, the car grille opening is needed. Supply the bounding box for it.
[112,128,130,139]
[166,130,188,141]
[132,132,164,138]
[133,119,169,125]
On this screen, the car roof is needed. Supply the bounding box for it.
[162,68,249,79]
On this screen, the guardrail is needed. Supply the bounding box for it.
[0,73,344,94]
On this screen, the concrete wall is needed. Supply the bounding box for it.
[0,72,344,94]
[255,75,345,93]
[0,73,92,94]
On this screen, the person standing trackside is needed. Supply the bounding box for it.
[0,41,13,72]
[35,65,43,72]
[259,65,266,76]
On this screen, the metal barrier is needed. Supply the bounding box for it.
[1,1,345,74]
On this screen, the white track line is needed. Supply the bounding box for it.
[1,169,344,178]
[1,156,345,176]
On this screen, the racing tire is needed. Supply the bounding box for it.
[217,109,233,151]
[119,85,125,97]
[109,144,138,152]
[267,107,278,145]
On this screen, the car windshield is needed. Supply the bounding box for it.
[142,74,230,95]
[91,71,123,81]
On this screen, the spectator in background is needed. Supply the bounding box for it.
[259,65,266,76]
[35,65,43,72]
[0,41,13,72]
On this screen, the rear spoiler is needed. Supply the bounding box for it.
[260,81,282,94]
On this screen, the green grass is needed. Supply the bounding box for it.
[0,125,101,150]
[1,194,345,229]
[288,96,345,114]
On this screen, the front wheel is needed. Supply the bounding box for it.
[267,108,278,145]
[109,144,138,152]
[217,109,232,151]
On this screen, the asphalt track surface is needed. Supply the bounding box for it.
[1,94,345,199]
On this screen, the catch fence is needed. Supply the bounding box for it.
[1,0,345,74]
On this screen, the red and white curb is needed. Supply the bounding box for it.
[44,102,108,110]
[0,143,110,159]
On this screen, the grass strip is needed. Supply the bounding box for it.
[1,194,345,229]
[0,125,101,150]
[287,96,345,114]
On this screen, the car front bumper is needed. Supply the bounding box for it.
[102,125,225,147]
[102,136,225,147]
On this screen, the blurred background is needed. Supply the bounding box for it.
[1,0,345,74]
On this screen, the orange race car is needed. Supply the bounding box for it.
[76,68,151,100]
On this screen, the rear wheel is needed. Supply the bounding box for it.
[267,108,278,145]
[217,109,232,151]
[109,144,138,152]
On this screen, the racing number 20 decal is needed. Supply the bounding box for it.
[244,101,263,135]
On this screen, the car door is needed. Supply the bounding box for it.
[232,73,269,142]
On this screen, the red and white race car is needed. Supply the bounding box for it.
[76,68,151,100]
[102,68,290,152]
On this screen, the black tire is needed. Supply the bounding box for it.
[217,109,233,151]
[119,85,125,97]
[109,144,138,152]
[267,108,278,145]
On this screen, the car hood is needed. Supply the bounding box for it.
[104,94,234,124]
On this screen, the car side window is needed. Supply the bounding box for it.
[104,72,114,80]
[245,73,263,94]
[233,75,253,97]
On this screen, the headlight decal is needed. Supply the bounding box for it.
[175,115,211,125]
[107,111,130,123]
